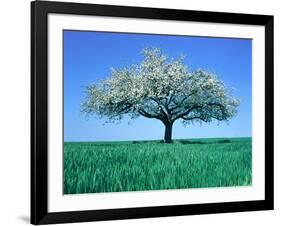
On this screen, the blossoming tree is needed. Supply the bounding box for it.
[82,48,239,143]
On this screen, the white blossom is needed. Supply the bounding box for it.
[82,47,240,142]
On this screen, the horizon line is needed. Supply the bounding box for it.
[64,136,252,143]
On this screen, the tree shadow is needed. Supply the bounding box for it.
[178,140,204,144]
[131,139,232,145]
[178,139,231,145]
[132,140,160,144]
[217,139,231,143]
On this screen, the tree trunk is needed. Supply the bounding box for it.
[164,123,173,143]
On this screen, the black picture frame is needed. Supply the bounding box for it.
[31,0,274,224]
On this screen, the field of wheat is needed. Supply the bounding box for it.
[63,137,251,194]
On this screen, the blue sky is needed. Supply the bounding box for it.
[64,30,252,142]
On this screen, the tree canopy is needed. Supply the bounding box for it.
[82,47,240,143]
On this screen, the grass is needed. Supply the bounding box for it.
[64,137,252,194]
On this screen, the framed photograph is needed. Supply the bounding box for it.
[31,0,274,224]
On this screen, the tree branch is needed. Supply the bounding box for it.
[181,115,209,122]
[172,104,201,122]
[150,97,169,119]
[138,109,163,120]
[170,90,198,113]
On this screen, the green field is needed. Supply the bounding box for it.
[64,137,252,194]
